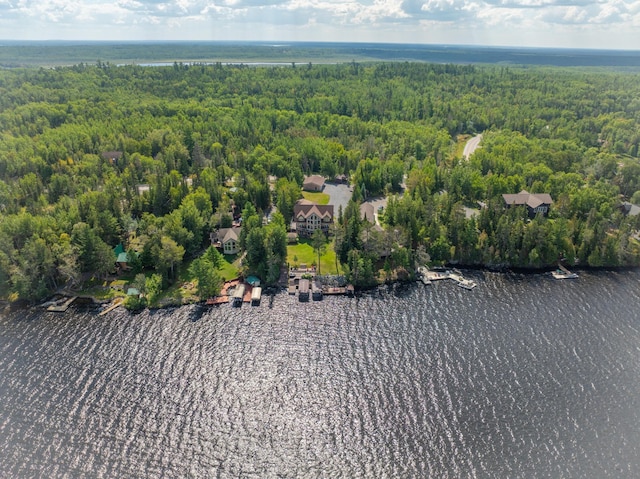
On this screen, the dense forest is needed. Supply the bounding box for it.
[1,61,640,302]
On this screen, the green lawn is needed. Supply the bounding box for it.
[287,238,342,275]
[219,254,241,281]
[302,191,330,205]
[151,253,241,306]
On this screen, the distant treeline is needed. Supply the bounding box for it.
[1,61,640,301]
[1,41,640,68]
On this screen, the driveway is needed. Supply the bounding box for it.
[463,134,483,160]
[324,182,353,216]
[362,197,388,225]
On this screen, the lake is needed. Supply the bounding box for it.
[1,270,639,477]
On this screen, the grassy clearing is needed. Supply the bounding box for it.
[302,191,330,205]
[219,254,241,281]
[454,134,470,159]
[287,238,342,275]
[154,253,241,306]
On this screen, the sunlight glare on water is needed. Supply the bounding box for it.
[1,270,640,478]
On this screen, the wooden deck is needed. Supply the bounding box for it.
[47,296,78,312]
[206,279,240,305]
[552,264,578,279]
[98,297,123,316]
[419,268,477,290]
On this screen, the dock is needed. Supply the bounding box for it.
[242,285,253,303]
[552,264,578,279]
[419,268,477,290]
[98,297,123,316]
[206,279,238,306]
[47,296,78,312]
[206,296,229,305]
[323,286,347,295]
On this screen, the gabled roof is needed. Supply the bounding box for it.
[302,175,325,190]
[218,227,241,244]
[360,203,376,223]
[503,190,553,208]
[293,201,334,220]
[116,252,129,263]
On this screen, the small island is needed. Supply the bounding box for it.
[1,61,640,310]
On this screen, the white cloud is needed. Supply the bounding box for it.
[0,0,639,49]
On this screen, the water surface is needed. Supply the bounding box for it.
[1,270,639,478]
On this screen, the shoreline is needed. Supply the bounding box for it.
[9,263,637,314]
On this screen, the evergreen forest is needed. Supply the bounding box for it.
[2,61,640,303]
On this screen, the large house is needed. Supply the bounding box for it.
[210,227,242,255]
[293,199,334,237]
[303,175,325,192]
[502,190,553,217]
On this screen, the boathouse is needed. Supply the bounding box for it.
[298,279,310,302]
[232,284,245,307]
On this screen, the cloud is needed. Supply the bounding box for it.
[0,0,639,49]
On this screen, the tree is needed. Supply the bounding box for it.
[275,177,302,224]
[189,256,222,299]
[144,274,162,304]
[152,236,185,281]
[311,229,328,275]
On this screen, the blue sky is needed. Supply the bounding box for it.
[0,0,638,50]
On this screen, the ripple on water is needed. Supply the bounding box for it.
[1,271,640,477]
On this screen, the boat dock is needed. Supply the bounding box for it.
[98,297,123,316]
[324,286,347,295]
[552,264,578,279]
[419,267,477,290]
[206,279,238,306]
[47,296,78,312]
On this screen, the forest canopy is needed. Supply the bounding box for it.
[1,61,640,301]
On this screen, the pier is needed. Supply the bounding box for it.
[418,267,477,290]
[47,296,78,312]
[98,297,123,316]
[552,264,578,279]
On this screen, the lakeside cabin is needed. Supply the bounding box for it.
[232,284,245,307]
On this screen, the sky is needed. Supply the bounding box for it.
[0,0,639,50]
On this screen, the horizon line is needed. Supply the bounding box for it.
[1,39,639,54]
